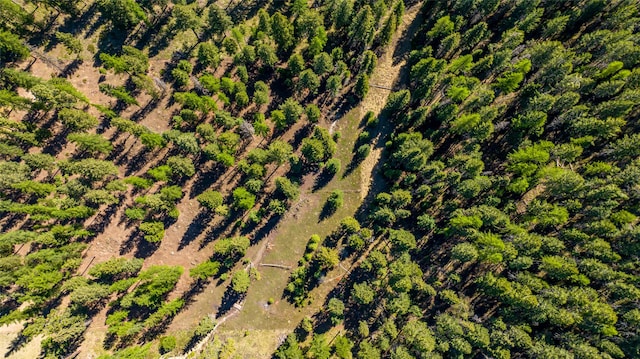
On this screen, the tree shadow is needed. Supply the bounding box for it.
[3,324,31,358]
[311,170,336,192]
[119,229,139,255]
[342,149,366,179]
[215,285,243,318]
[85,202,121,238]
[318,201,338,222]
[39,128,69,159]
[241,212,281,245]
[54,2,100,41]
[130,98,161,123]
[199,215,235,249]
[188,164,226,200]
[141,280,208,341]
[133,237,161,259]
[226,0,269,23]
[134,11,172,55]
[96,27,128,55]
[60,58,84,78]
[178,211,212,250]
[146,23,179,59]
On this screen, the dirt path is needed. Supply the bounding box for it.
[164,307,240,359]
[359,5,422,200]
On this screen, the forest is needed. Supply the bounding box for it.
[1,0,640,358]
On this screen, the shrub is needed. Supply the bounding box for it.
[194,317,215,338]
[275,177,300,201]
[347,234,366,251]
[190,261,220,280]
[356,144,371,159]
[325,158,341,176]
[232,187,255,211]
[159,336,176,354]
[231,270,250,293]
[340,216,361,234]
[171,68,190,88]
[197,190,224,211]
[139,221,165,242]
[325,190,344,213]
[125,207,146,220]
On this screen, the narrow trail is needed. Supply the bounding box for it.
[359,4,422,200]
[163,308,240,359]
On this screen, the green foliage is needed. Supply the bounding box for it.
[67,133,113,155]
[301,127,336,164]
[60,158,118,182]
[197,190,224,211]
[99,83,138,105]
[231,270,250,293]
[232,187,255,211]
[55,32,82,55]
[139,221,164,242]
[0,30,29,63]
[88,258,143,281]
[213,236,250,260]
[57,108,99,131]
[354,74,369,99]
[274,177,300,201]
[324,189,343,214]
[98,0,147,30]
[159,335,176,354]
[166,156,195,178]
[120,265,182,310]
[190,261,220,281]
[99,46,149,75]
[327,298,345,324]
[271,12,294,53]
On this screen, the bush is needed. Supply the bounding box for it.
[232,187,255,211]
[363,111,377,128]
[347,234,366,251]
[231,270,250,293]
[275,177,300,201]
[325,190,344,214]
[190,261,220,280]
[305,104,321,123]
[356,144,371,159]
[384,89,411,113]
[159,335,177,354]
[340,216,361,234]
[139,221,165,242]
[197,190,224,211]
[166,156,195,178]
[171,68,190,88]
[194,317,215,338]
[125,207,146,220]
[325,158,341,176]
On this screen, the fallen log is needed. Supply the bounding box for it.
[259,263,292,270]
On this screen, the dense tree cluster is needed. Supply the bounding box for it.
[273,1,640,359]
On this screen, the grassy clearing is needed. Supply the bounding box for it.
[213,108,365,351]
